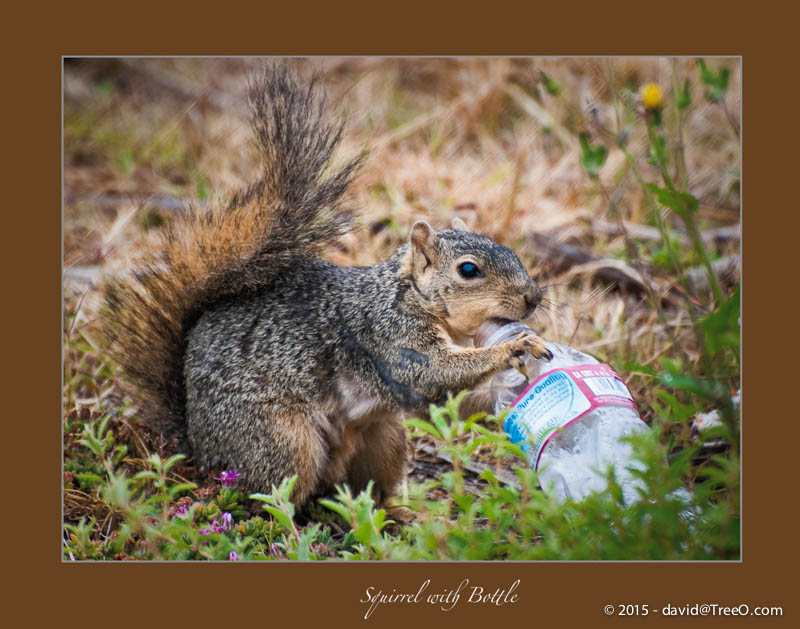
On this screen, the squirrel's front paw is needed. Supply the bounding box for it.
[508,334,553,362]
[506,354,529,378]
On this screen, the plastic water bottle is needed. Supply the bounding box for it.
[474,319,648,504]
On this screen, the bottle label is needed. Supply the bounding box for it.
[503,364,636,470]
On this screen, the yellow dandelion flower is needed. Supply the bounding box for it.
[641,83,663,110]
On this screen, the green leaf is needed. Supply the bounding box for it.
[540,71,561,96]
[168,482,198,499]
[579,133,607,178]
[80,424,105,457]
[373,509,388,532]
[696,59,729,103]
[319,498,353,523]
[101,472,132,509]
[645,183,698,219]
[659,371,729,402]
[479,468,499,486]
[649,133,667,166]
[429,407,452,441]
[162,454,186,472]
[677,78,692,110]
[649,108,663,127]
[404,417,442,441]
[260,506,294,534]
[74,472,104,487]
[453,493,476,512]
[700,285,740,356]
[463,411,487,432]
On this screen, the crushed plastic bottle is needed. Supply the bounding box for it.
[474,319,648,504]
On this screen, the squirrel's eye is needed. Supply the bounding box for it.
[457,262,482,279]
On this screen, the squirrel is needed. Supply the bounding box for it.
[102,62,552,507]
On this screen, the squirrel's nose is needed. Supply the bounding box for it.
[523,285,542,316]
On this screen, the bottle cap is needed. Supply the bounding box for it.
[474,318,534,347]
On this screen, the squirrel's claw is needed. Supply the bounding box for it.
[514,334,553,362]
[508,355,529,379]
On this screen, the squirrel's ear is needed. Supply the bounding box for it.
[409,220,439,274]
[450,217,469,232]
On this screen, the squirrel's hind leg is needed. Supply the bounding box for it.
[338,414,408,506]
[213,403,330,508]
[278,405,333,507]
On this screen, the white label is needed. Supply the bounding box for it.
[503,364,635,469]
[583,376,633,399]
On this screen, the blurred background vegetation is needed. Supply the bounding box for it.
[63,58,740,560]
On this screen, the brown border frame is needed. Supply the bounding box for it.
[8,1,797,626]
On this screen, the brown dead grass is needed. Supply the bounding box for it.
[63,57,740,459]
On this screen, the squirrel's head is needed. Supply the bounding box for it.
[402,218,542,341]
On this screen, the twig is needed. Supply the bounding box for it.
[64,192,204,213]
[63,534,76,561]
[686,255,740,294]
[527,232,650,295]
[589,218,740,248]
[64,266,103,287]
[568,313,587,346]
[504,83,574,147]
[499,145,529,239]
[66,288,90,337]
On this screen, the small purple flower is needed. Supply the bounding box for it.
[215,468,241,488]
[199,515,227,535]
[176,504,189,516]
[229,551,239,561]
[221,512,233,530]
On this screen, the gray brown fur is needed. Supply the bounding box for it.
[105,62,549,506]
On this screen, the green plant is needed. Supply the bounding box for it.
[579,132,608,178]
[251,477,328,560]
[312,393,738,560]
[63,59,739,562]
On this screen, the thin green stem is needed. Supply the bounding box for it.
[670,60,689,193]
[623,149,708,366]
[645,121,724,307]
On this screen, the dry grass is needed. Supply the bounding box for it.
[63,57,740,497]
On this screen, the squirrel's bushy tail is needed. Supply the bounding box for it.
[103,62,363,437]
